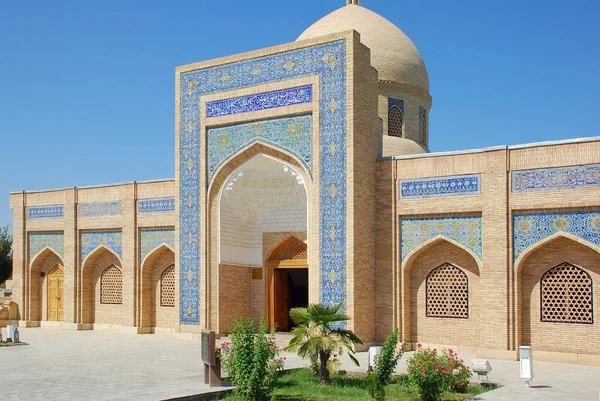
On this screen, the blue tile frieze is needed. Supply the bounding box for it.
[138,197,175,214]
[27,205,64,220]
[513,211,600,261]
[140,229,175,263]
[180,40,347,324]
[512,164,600,192]
[78,201,122,217]
[80,231,123,263]
[400,174,480,199]
[206,85,312,118]
[207,115,312,185]
[28,232,64,263]
[401,216,482,262]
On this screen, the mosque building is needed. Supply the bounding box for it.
[9,1,600,364]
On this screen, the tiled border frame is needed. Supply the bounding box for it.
[177,35,349,325]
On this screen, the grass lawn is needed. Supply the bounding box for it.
[0,342,28,347]
[216,368,499,401]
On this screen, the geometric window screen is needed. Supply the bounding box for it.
[100,265,123,305]
[388,106,403,137]
[419,106,427,146]
[161,265,176,307]
[541,262,593,324]
[270,238,307,261]
[426,263,469,319]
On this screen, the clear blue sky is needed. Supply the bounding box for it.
[1,0,599,231]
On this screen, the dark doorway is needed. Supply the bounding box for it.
[274,268,308,331]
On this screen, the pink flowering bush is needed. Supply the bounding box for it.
[442,349,472,393]
[218,317,285,401]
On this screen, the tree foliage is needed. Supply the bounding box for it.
[0,226,12,285]
[284,303,362,385]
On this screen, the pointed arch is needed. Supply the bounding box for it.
[30,246,64,271]
[141,243,176,272]
[515,231,600,276]
[81,244,123,272]
[402,235,483,272]
[140,245,176,330]
[388,106,403,138]
[266,236,308,263]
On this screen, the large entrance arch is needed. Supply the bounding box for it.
[29,247,64,323]
[207,148,313,334]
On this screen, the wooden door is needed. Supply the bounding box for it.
[274,270,289,331]
[47,267,64,321]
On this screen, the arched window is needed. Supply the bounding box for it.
[100,265,123,305]
[161,265,176,307]
[426,263,468,319]
[541,262,593,324]
[419,107,427,146]
[388,106,403,137]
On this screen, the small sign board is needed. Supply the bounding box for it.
[201,330,216,366]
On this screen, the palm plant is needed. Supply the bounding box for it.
[284,303,363,385]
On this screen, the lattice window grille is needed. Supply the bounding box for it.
[419,107,427,146]
[388,106,403,138]
[426,263,469,319]
[161,265,176,307]
[100,265,123,305]
[541,262,593,324]
[271,239,307,260]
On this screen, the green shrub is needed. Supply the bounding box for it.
[218,316,285,401]
[407,345,453,401]
[365,372,386,400]
[374,329,405,385]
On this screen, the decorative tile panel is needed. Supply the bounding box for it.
[80,231,123,263]
[512,164,600,192]
[399,175,480,199]
[78,201,122,217]
[180,40,347,324]
[401,216,482,261]
[513,211,600,261]
[206,85,312,118]
[140,229,175,263]
[27,205,64,220]
[388,98,404,112]
[28,233,64,263]
[207,115,312,184]
[138,198,175,214]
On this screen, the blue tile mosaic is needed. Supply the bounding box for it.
[80,231,123,263]
[140,229,175,263]
[180,40,347,324]
[138,198,175,214]
[27,205,64,220]
[28,233,64,263]
[388,98,404,112]
[206,85,312,118]
[78,201,122,217]
[207,115,312,185]
[401,216,482,261]
[513,211,600,261]
[512,164,600,192]
[399,175,480,199]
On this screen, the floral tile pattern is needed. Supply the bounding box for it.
[28,233,64,263]
[27,205,64,220]
[388,98,404,112]
[513,211,600,261]
[180,39,347,324]
[206,85,312,118]
[140,229,175,263]
[401,216,482,262]
[399,175,480,199]
[207,115,312,185]
[80,231,123,263]
[78,201,122,217]
[512,164,600,192]
[138,198,175,214]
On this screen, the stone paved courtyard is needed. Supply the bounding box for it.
[3,328,600,400]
